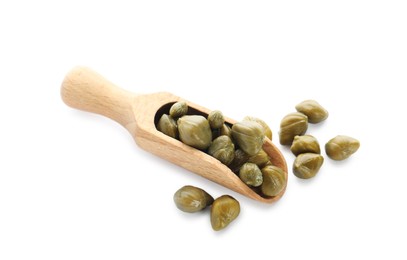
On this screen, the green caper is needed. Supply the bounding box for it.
[260,165,286,197]
[228,149,251,173]
[243,116,272,140]
[232,121,265,156]
[208,136,235,165]
[295,100,328,124]
[177,115,212,150]
[293,153,324,179]
[220,124,233,140]
[169,101,188,118]
[279,112,308,145]
[325,135,360,161]
[157,114,178,139]
[212,124,232,141]
[290,135,321,156]
[208,110,225,129]
[210,195,240,231]
[173,185,214,213]
[238,163,263,187]
[248,149,270,168]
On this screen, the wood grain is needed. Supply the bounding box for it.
[61,67,288,203]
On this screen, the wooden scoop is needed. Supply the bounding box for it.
[61,67,288,203]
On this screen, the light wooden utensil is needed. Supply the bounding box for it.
[61,67,288,203]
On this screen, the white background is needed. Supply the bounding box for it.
[1,1,406,259]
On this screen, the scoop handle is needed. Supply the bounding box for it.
[61,67,136,128]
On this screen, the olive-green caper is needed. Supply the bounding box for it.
[243,116,272,140]
[293,153,324,179]
[325,135,360,161]
[208,136,235,165]
[260,165,287,197]
[290,135,321,156]
[295,100,328,124]
[248,149,270,168]
[157,114,178,139]
[232,121,265,156]
[220,124,233,140]
[178,115,212,150]
[212,124,232,141]
[228,149,250,173]
[208,110,225,129]
[169,101,188,118]
[210,195,240,231]
[238,163,263,187]
[279,112,308,145]
[173,185,214,213]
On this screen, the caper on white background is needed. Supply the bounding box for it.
[2,1,406,260]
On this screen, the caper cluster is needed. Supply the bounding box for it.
[173,185,240,231]
[279,100,329,146]
[158,101,287,198]
[291,135,324,179]
[279,100,360,179]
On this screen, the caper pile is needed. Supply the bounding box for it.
[290,135,323,179]
[157,101,287,198]
[168,99,360,232]
[279,100,360,179]
[173,185,240,231]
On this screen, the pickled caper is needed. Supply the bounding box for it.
[220,124,233,140]
[238,163,263,187]
[210,195,240,231]
[228,149,251,173]
[169,101,188,118]
[208,110,225,129]
[157,114,178,139]
[178,115,212,150]
[247,149,270,168]
[325,135,360,161]
[212,124,232,141]
[232,121,265,156]
[290,135,321,156]
[295,100,328,124]
[260,165,286,197]
[279,112,308,145]
[243,116,272,140]
[293,153,324,179]
[208,136,235,165]
[173,185,214,213]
